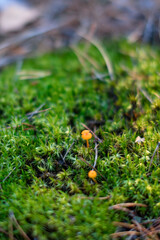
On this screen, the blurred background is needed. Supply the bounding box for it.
[0,0,160,68]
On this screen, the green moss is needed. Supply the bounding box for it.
[0,40,160,239]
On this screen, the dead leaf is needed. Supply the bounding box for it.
[135,136,145,144]
[0,3,40,33]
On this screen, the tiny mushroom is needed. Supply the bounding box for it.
[81,130,92,148]
[88,170,97,183]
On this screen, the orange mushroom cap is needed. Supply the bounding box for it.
[88,170,97,179]
[81,130,92,140]
[81,130,90,134]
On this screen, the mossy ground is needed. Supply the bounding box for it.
[0,40,160,240]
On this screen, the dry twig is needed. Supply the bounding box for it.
[2,167,16,183]
[61,141,75,163]
[139,87,153,104]
[110,203,160,240]
[9,212,31,240]
[72,47,88,69]
[111,231,141,238]
[132,219,148,238]
[109,206,135,215]
[9,218,14,240]
[93,142,98,168]
[72,46,101,69]
[110,203,147,208]
[113,221,135,229]
[25,103,46,120]
[149,142,160,171]
[0,227,17,240]
[79,35,114,80]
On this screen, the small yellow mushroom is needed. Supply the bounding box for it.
[88,170,97,178]
[81,130,92,148]
[88,170,97,183]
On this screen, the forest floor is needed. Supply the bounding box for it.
[0,39,160,239]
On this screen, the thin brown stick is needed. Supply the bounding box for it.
[139,87,153,103]
[142,219,156,225]
[32,108,52,114]
[2,167,16,182]
[132,220,148,237]
[81,52,101,69]
[10,212,31,240]
[84,23,97,52]
[26,103,45,119]
[110,231,141,238]
[157,149,159,162]
[149,142,160,171]
[79,35,114,80]
[22,123,35,127]
[72,47,88,69]
[93,142,98,168]
[81,123,102,143]
[154,225,160,230]
[113,222,135,229]
[0,227,17,240]
[153,92,160,99]
[72,47,101,69]
[110,203,147,208]
[23,128,35,131]
[109,206,134,215]
[9,219,14,240]
[148,226,159,240]
[152,218,160,229]
[61,141,75,163]
[0,227,9,235]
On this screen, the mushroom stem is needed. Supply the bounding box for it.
[92,178,97,183]
[86,140,89,148]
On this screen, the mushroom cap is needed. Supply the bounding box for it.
[81,130,92,140]
[88,170,97,179]
[81,130,90,134]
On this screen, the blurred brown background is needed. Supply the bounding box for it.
[0,0,160,67]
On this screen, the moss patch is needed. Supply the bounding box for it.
[0,40,160,239]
